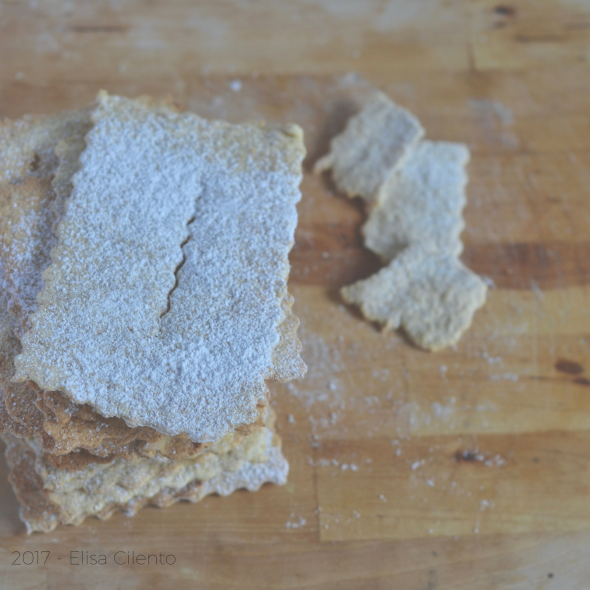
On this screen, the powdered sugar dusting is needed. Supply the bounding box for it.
[0,109,91,336]
[15,93,305,442]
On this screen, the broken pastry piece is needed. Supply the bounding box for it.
[363,140,470,261]
[314,92,424,204]
[316,92,487,350]
[13,92,306,442]
[341,244,487,351]
[3,408,288,534]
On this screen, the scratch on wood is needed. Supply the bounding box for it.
[66,25,129,34]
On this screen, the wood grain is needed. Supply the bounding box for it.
[469,0,590,71]
[0,0,470,82]
[316,431,590,541]
[2,1,590,589]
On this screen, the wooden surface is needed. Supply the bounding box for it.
[2,1,590,588]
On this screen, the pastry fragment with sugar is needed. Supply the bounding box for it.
[341,244,488,351]
[2,408,288,534]
[314,92,424,203]
[317,92,487,350]
[0,109,92,337]
[363,140,470,261]
[11,92,306,443]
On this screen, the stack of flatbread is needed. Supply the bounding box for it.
[0,92,306,533]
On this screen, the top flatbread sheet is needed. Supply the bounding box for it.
[0,104,305,462]
[14,92,306,443]
[314,92,424,204]
[363,140,470,261]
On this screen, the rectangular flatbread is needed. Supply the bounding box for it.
[14,92,306,442]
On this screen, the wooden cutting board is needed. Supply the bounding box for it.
[2,2,590,589]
